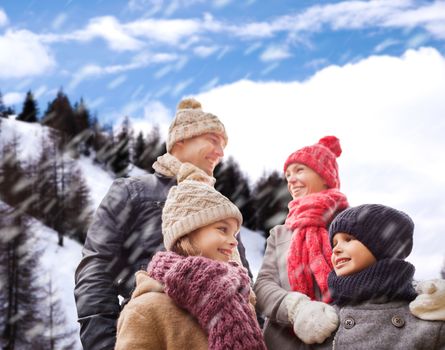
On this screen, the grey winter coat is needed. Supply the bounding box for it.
[74,172,252,350]
[315,301,445,350]
[254,224,320,350]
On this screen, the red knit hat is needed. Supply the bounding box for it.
[283,136,342,189]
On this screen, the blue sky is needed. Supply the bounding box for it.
[1,0,444,126]
[1,1,445,277]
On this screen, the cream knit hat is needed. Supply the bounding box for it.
[162,163,243,250]
[166,98,228,152]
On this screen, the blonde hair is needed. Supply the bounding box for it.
[171,234,201,257]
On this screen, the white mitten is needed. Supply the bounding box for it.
[409,279,445,321]
[284,292,339,344]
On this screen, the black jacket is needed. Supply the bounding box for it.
[74,172,251,350]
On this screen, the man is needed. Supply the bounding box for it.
[74,98,251,350]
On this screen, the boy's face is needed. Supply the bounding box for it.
[173,132,225,176]
[331,232,377,276]
[188,218,238,262]
[285,163,327,200]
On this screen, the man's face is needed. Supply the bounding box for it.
[175,133,225,175]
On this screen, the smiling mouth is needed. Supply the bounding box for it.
[335,258,350,268]
[218,248,232,257]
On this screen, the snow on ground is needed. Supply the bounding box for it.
[32,218,83,350]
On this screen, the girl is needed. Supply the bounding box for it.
[115,163,266,350]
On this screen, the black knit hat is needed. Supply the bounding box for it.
[329,204,414,260]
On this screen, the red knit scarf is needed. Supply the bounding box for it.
[147,252,266,350]
[285,189,348,303]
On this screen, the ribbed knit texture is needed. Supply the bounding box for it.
[166,98,228,152]
[285,189,349,303]
[152,152,184,177]
[283,136,342,189]
[162,164,242,250]
[328,258,417,306]
[147,251,267,350]
[329,204,414,260]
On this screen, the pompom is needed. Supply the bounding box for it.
[177,98,202,110]
[319,136,342,157]
[176,163,215,186]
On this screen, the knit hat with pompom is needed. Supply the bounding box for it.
[166,98,228,152]
[162,163,243,250]
[283,136,342,189]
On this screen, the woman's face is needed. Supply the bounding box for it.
[285,163,328,199]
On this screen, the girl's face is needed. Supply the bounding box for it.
[331,232,377,276]
[285,163,328,199]
[188,218,239,262]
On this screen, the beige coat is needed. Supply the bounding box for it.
[254,225,319,350]
[115,271,208,350]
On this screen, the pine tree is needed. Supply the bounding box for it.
[251,171,291,238]
[0,207,47,350]
[17,90,38,123]
[33,134,61,244]
[63,164,93,244]
[43,273,78,350]
[133,131,146,169]
[109,117,132,177]
[0,134,32,212]
[72,98,93,156]
[214,157,255,229]
[0,90,7,118]
[41,89,76,150]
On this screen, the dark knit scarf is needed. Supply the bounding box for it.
[285,189,349,303]
[328,258,417,306]
[147,251,266,350]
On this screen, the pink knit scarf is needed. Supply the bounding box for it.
[147,251,266,350]
[285,189,348,302]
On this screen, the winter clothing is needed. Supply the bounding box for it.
[166,98,228,152]
[74,167,251,350]
[329,203,414,260]
[286,190,348,302]
[284,292,338,345]
[146,251,266,350]
[319,204,445,349]
[255,136,347,349]
[152,152,183,177]
[162,163,243,250]
[314,301,445,350]
[410,279,445,321]
[283,136,341,189]
[254,224,322,350]
[115,270,208,350]
[328,258,417,306]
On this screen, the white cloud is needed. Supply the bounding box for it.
[0,30,55,79]
[260,45,292,62]
[68,52,177,89]
[195,47,445,279]
[171,78,193,96]
[194,45,218,57]
[107,75,127,89]
[3,92,24,105]
[0,8,8,27]
[52,13,68,30]
[213,0,232,8]
[43,16,144,52]
[374,38,400,53]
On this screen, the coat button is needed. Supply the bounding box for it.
[343,317,355,329]
[391,315,405,328]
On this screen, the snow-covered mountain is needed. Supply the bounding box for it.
[0,117,266,349]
